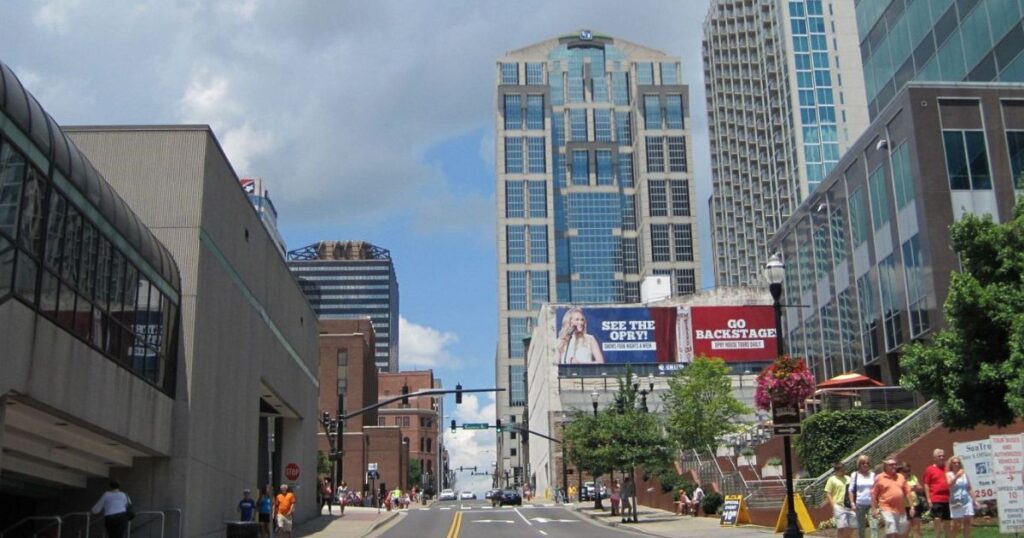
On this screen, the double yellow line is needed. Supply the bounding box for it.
[445,511,463,538]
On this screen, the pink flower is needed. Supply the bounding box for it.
[754,356,816,411]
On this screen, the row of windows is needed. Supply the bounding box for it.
[504,180,547,218]
[650,223,694,263]
[503,136,547,174]
[648,179,691,217]
[509,364,526,407]
[645,136,688,173]
[505,225,548,264]
[555,108,634,145]
[642,94,685,130]
[503,94,545,130]
[651,268,697,297]
[506,270,549,312]
[500,62,545,85]
[0,137,179,391]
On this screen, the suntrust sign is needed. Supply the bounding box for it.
[681,305,778,362]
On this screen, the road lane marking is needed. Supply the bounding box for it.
[513,507,533,526]
[445,511,462,538]
[539,531,548,536]
[471,519,514,523]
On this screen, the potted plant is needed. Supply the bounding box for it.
[754,355,816,412]
[738,447,756,467]
[762,456,783,477]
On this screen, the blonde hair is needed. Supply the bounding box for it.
[948,456,963,467]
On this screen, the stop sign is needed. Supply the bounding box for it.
[284,463,300,481]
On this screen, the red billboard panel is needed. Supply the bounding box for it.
[679,305,778,363]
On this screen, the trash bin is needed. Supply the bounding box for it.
[225,521,260,538]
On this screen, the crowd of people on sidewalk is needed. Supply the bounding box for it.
[824,448,980,538]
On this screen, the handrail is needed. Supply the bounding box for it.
[128,510,166,538]
[163,509,183,538]
[0,516,62,538]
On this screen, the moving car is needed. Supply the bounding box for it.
[486,488,503,506]
[580,482,608,501]
[499,489,522,506]
[439,489,457,501]
[459,491,476,500]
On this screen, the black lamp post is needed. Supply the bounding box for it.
[633,373,655,412]
[764,253,801,538]
[589,391,604,510]
[320,411,344,497]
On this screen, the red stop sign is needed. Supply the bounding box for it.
[284,463,300,481]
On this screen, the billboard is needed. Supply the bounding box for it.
[552,305,778,365]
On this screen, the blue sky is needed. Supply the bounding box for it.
[1,0,711,495]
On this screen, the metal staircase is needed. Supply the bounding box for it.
[0,508,182,538]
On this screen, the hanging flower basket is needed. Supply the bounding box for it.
[754,355,816,411]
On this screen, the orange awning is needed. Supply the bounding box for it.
[816,372,885,390]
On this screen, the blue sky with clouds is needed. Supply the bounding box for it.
[2,0,711,495]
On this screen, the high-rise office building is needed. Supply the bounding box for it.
[240,177,286,256]
[287,241,399,372]
[495,31,700,476]
[857,0,1024,119]
[704,0,869,287]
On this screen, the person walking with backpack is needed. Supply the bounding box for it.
[91,480,132,538]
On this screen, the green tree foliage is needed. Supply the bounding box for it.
[795,409,909,477]
[901,198,1024,429]
[409,459,422,487]
[662,356,751,453]
[317,450,331,477]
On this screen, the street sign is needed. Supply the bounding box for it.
[367,470,380,480]
[462,423,489,430]
[773,425,801,436]
[284,463,300,481]
[368,462,378,471]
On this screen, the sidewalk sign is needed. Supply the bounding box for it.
[990,433,1024,534]
[720,494,751,526]
[773,493,816,534]
[953,439,997,500]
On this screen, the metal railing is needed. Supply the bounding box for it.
[127,511,166,538]
[0,516,62,538]
[800,400,941,506]
[0,507,182,538]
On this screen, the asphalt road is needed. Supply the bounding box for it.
[375,499,651,538]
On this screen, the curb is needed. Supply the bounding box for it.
[574,507,666,537]
[360,510,400,537]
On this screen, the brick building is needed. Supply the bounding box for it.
[378,371,443,493]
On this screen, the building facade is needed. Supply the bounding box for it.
[704,0,869,287]
[287,240,399,372]
[768,83,1024,385]
[857,0,1024,119]
[377,371,443,494]
[318,318,378,433]
[240,177,286,256]
[495,31,701,476]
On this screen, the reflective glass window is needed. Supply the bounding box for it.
[612,71,630,105]
[868,165,890,229]
[0,144,26,239]
[572,150,589,185]
[596,150,613,185]
[528,180,546,218]
[665,95,684,129]
[902,235,930,337]
[508,317,529,358]
[660,62,678,84]
[501,63,519,85]
[505,180,525,218]
[509,365,526,406]
[619,154,634,188]
[526,95,544,129]
[594,109,612,142]
[622,237,639,274]
[670,180,690,216]
[651,224,670,262]
[615,112,632,145]
[644,95,661,129]
[506,225,526,263]
[504,94,522,130]
[529,270,549,309]
[649,180,668,217]
[944,130,991,189]
[529,225,548,263]
[849,186,869,247]
[570,109,588,141]
[1006,131,1024,188]
[667,137,687,172]
[857,272,879,362]
[645,137,664,172]
[891,143,915,208]
[507,271,527,310]
[527,137,546,173]
[526,63,544,85]
[672,224,693,262]
[878,253,904,351]
[675,268,695,295]
[504,137,523,173]
[637,63,654,85]
[623,195,637,231]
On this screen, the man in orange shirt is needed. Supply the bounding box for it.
[872,459,913,538]
[274,484,296,538]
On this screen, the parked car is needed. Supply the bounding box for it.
[580,482,608,501]
[459,491,476,500]
[499,489,523,506]
[439,488,457,501]
[486,488,503,506]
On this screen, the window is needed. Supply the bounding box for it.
[645,137,664,172]
[615,112,632,145]
[644,95,661,130]
[594,109,612,142]
[675,268,696,295]
[667,137,687,172]
[530,270,548,309]
[527,180,546,218]
[622,237,639,274]
[868,165,890,229]
[526,63,543,85]
[508,317,529,358]
[849,186,869,247]
[572,150,589,185]
[672,224,693,262]
[501,63,518,85]
[552,112,565,146]
[504,95,522,129]
[669,180,690,216]
[378,416,386,426]
[507,271,527,310]
[648,180,668,216]
[506,225,525,263]
[612,71,630,105]
[623,195,637,230]
[619,154,634,187]
[509,365,526,406]
[637,63,654,85]
[943,130,992,190]
[651,224,670,262]
[660,62,679,84]
[337,350,348,366]
[504,137,523,173]
[529,225,548,263]
[526,95,544,129]
[505,180,524,218]
[902,235,930,337]
[857,273,879,363]
[891,143,914,209]
[1008,132,1024,189]
[596,150,613,185]
[570,109,588,141]
[665,95,683,129]
[527,137,546,173]
[878,254,904,352]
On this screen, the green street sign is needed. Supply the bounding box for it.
[462,423,489,430]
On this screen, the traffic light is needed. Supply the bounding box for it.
[401,384,409,405]
[455,383,463,404]
[495,419,502,432]
[451,419,456,433]
[521,426,529,442]
[616,396,625,414]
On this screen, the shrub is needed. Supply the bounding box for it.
[764,456,782,466]
[702,491,724,515]
[795,409,910,477]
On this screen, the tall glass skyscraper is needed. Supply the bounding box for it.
[287,241,399,372]
[857,0,1024,118]
[495,31,700,476]
[704,0,869,287]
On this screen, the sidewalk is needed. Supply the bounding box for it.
[295,505,402,537]
[572,503,777,537]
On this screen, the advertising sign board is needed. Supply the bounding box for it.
[990,434,1024,534]
[553,307,677,364]
[953,439,997,501]
[680,305,778,363]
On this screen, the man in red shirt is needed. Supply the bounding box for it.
[922,448,950,538]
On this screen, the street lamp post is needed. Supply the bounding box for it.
[633,374,655,412]
[590,391,604,510]
[764,253,801,538]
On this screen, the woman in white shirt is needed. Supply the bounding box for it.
[557,308,605,364]
[91,480,130,538]
[847,455,875,538]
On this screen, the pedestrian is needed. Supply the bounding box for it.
[690,483,705,516]
[621,475,636,523]
[923,448,951,538]
[256,485,273,538]
[825,462,855,538]
[848,454,876,538]
[609,480,620,515]
[337,481,350,516]
[320,477,334,515]
[274,484,296,538]
[237,488,257,523]
[946,456,978,538]
[899,462,925,538]
[91,480,131,538]
[675,487,690,515]
[871,458,912,538]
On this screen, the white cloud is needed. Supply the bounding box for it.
[444,393,497,495]
[399,316,459,368]
[33,0,83,34]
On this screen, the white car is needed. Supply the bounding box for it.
[459,491,476,500]
[439,488,457,501]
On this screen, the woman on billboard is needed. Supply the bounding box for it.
[558,307,605,364]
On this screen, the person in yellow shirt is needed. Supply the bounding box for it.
[825,462,855,538]
[274,484,296,538]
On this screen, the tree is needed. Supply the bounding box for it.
[408,459,423,487]
[662,356,751,453]
[900,197,1024,428]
